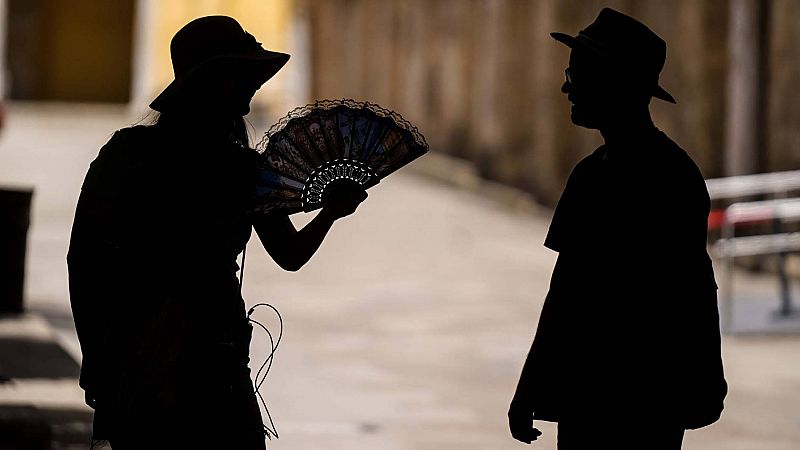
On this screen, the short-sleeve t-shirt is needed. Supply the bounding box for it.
[543,129,717,291]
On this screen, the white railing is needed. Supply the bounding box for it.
[704,171,800,332]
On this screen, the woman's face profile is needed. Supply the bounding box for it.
[180,59,266,117]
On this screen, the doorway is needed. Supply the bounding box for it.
[5,0,135,102]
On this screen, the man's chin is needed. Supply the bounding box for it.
[570,112,600,130]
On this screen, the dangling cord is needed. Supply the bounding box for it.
[248,303,282,440]
[238,246,247,295]
[238,246,283,440]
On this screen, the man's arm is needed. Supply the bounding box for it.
[508,256,568,444]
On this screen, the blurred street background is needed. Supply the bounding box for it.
[0,1,798,449]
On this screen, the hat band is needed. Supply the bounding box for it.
[575,31,606,56]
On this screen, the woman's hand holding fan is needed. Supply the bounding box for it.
[253,99,429,216]
[321,179,368,219]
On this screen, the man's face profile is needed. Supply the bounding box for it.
[561,48,613,130]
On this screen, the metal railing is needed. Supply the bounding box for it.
[705,170,800,332]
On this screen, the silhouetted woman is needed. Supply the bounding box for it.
[67,16,367,449]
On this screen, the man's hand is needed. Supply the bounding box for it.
[508,402,542,444]
[322,179,368,219]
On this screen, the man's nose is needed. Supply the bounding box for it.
[561,81,570,94]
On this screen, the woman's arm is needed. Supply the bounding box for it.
[253,209,336,272]
[67,131,134,405]
[67,187,119,406]
[253,179,367,271]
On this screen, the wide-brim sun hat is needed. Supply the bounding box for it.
[150,15,290,112]
[550,8,676,104]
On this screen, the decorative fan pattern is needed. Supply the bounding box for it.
[253,99,429,215]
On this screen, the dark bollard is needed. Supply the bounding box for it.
[772,217,794,317]
[0,187,33,314]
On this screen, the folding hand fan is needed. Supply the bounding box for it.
[253,99,429,215]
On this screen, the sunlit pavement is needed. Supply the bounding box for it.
[1,103,798,449]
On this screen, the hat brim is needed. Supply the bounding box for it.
[550,32,676,104]
[550,32,605,56]
[149,50,290,112]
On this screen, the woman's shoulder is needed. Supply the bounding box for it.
[228,143,260,171]
[81,125,157,194]
[240,144,260,163]
[98,125,155,158]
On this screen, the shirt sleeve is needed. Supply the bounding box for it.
[544,158,591,252]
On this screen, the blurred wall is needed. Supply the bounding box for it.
[304,0,799,206]
[766,0,800,172]
[6,0,135,102]
[3,0,300,118]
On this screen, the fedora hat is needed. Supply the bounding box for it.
[551,8,676,104]
[150,15,290,112]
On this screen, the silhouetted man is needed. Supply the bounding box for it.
[508,8,727,449]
